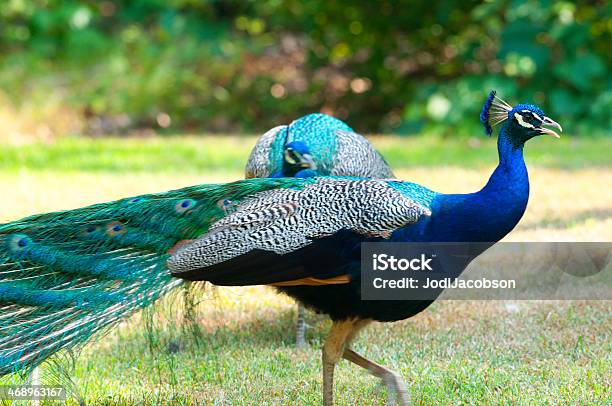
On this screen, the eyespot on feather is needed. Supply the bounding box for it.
[216,198,234,213]
[81,224,103,238]
[106,221,127,237]
[7,234,32,253]
[175,199,196,214]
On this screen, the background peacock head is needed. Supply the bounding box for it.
[283,141,318,175]
[480,90,562,145]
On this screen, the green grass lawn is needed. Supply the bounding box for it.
[0,135,610,405]
[1,134,610,174]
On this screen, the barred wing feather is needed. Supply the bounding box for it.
[168,178,431,282]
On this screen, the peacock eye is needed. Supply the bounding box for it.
[106,221,127,237]
[8,234,32,253]
[175,198,196,214]
[519,111,541,126]
[521,111,543,125]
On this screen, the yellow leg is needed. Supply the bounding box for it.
[343,349,409,405]
[322,319,371,406]
[296,303,306,347]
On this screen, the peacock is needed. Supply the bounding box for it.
[0,91,561,405]
[245,113,393,179]
[245,112,394,346]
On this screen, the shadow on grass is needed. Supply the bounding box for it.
[114,300,330,361]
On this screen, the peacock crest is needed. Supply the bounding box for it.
[480,90,512,136]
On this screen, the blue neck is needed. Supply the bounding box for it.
[483,127,529,198]
[400,126,529,242]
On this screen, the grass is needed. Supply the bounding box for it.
[0,134,610,174]
[57,294,611,405]
[0,135,610,404]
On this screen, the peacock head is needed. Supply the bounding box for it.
[283,141,317,173]
[480,90,562,145]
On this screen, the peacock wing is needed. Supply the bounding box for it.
[168,178,431,285]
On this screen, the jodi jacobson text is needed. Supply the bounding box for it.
[372,277,516,289]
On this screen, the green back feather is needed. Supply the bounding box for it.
[0,177,313,376]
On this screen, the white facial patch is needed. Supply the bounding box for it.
[521,109,543,122]
[514,112,534,129]
[284,149,297,164]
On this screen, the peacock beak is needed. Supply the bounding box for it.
[539,116,563,138]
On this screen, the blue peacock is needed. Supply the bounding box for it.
[245,112,393,179]
[0,91,561,405]
[245,112,393,346]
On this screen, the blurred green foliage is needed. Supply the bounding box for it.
[0,0,609,136]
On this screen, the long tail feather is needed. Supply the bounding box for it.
[0,177,309,376]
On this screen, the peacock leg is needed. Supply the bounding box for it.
[296,303,306,347]
[322,318,371,406]
[322,353,335,406]
[342,349,409,406]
